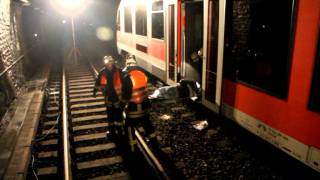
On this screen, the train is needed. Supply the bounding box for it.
[116,0,320,173]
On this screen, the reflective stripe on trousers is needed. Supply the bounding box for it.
[127,127,137,152]
[127,104,149,118]
[114,121,124,126]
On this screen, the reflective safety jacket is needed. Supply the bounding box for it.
[128,70,148,103]
[122,66,150,118]
[95,66,122,103]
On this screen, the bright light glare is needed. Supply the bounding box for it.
[50,0,89,17]
[34,33,38,37]
[57,0,83,12]
[96,27,113,41]
[62,19,66,24]
[121,0,149,6]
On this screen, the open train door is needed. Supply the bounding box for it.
[182,0,204,86]
[201,0,226,113]
[165,0,178,85]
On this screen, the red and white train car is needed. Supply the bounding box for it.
[116,0,320,172]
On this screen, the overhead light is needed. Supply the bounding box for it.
[50,0,90,17]
[18,0,30,6]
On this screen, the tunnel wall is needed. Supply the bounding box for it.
[0,1,28,120]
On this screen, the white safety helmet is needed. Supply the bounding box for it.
[126,55,137,66]
[103,55,115,64]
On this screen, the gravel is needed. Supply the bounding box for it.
[149,99,319,179]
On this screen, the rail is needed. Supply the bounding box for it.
[0,54,24,77]
[0,44,36,78]
[135,130,169,180]
[62,65,72,180]
[88,60,169,180]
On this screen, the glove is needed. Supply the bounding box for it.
[93,87,98,97]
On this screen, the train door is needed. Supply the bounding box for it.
[202,0,225,112]
[182,0,203,84]
[165,0,178,85]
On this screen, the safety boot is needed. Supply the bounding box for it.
[107,125,116,139]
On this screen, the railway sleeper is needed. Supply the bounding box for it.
[72,126,108,136]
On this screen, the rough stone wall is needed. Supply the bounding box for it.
[0,0,24,93]
[0,0,25,119]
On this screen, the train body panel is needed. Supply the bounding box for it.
[117,0,169,80]
[116,0,320,172]
[221,0,320,172]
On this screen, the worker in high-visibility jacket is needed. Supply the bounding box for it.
[93,55,125,138]
[122,55,157,152]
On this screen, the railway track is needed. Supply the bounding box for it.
[27,65,62,179]
[27,60,171,179]
[66,62,130,179]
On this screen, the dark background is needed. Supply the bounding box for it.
[22,0,120,65]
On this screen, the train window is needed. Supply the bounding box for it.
[124,6,132,33]
[152,1,164,40]
[152,1,163,11]
[224,0,296,98]
[135,4,147,36]
[152,13,164,39]
[309,32,320,112]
